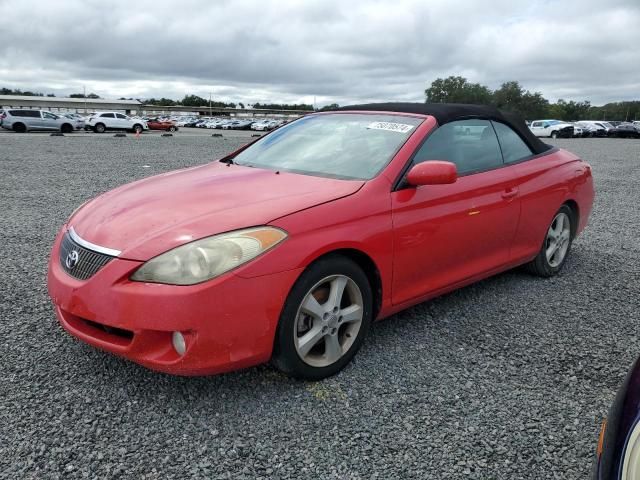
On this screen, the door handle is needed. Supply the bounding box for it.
[501,187,519,200]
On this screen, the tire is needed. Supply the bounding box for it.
[169,126,177,132]
[133,124,143,134]
[94,123,106,133]
[61,123,73,134]
[272,254,373,380]
[550,131,558,139]
[526,205,574,277]
[13,123,26,133]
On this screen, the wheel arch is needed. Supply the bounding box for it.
[562,199,580,239]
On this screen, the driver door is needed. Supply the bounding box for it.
[391,119,520,305]
[115,113,129,129]
[41,111,60,130]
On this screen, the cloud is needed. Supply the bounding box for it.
[0,0,638,106]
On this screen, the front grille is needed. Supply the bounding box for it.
[83,319,134,341]
[59,232,114,280]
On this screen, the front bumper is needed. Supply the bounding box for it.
[47,228,302,375]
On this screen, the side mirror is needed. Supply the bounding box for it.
[406,161,457,186]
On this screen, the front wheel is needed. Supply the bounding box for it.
[526,205,574,277]
[272,255,373,380]
[61,123,73,134]
[133,124,143,134]
[169,126,177,132]
[94,123,106,133]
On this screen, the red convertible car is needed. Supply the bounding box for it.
[147,118,178,132]
[47,103,594,379]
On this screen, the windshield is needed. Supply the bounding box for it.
[232,113,422,180]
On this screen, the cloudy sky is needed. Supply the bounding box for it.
[0,0,638,107]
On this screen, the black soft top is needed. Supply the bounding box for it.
[334,102,551,155]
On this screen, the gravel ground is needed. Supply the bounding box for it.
[0,134,638,479]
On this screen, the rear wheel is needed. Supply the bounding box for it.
[13,123,26,133]
[169,126,177,132]
[551,131,558,139]
[526,205,574,277]
[272,255,373,380]
[94,123,106,133]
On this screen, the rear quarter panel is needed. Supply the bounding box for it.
[509,148,594,263]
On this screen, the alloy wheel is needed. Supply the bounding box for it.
[294,275,364,368]
[545,212,571,267]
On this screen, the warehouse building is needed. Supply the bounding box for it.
[0,95,312,118]
[0,95,142,114]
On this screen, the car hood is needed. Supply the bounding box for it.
[70,162,364,260]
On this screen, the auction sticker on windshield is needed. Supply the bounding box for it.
[367,122,415,133]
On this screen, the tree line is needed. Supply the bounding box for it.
[4,81,638,120]
[424,76,639,121]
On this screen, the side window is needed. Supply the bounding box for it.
[100,113,115,118]
[531,121,541,128]
[413,119,503,175]
[10,110,40,118]
[115,113,127,119]
[492,122,533,164]
[43,112,57,119]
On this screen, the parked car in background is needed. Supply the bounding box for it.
[47,103,594,379]
[593,355,640,479]
[529,119,575,138]
[577,122,607,137]
[222,119,254,130]
[196,118,212,128]
[580,121,615,135]
[183,119,204,128]
[221,120,240,130]
[86,112,147,133]
[62,113,86,130]
[205,119,226,129]
[175,117,196,127]
[571,123,587,137]
[0,109,76,133]
[609,123,640,138]
[252,120,279,131]
[147,118,178,132]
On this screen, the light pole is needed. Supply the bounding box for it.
[83,85,87,114]
[209,92,212,117]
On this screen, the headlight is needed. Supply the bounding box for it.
[622,419,640,480]
[130,227,287,285]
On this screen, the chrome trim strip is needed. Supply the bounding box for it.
[68,227,121,257]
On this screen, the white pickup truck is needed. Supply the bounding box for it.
[529,119,574,138]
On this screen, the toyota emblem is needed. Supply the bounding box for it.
[65,250,79,269]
